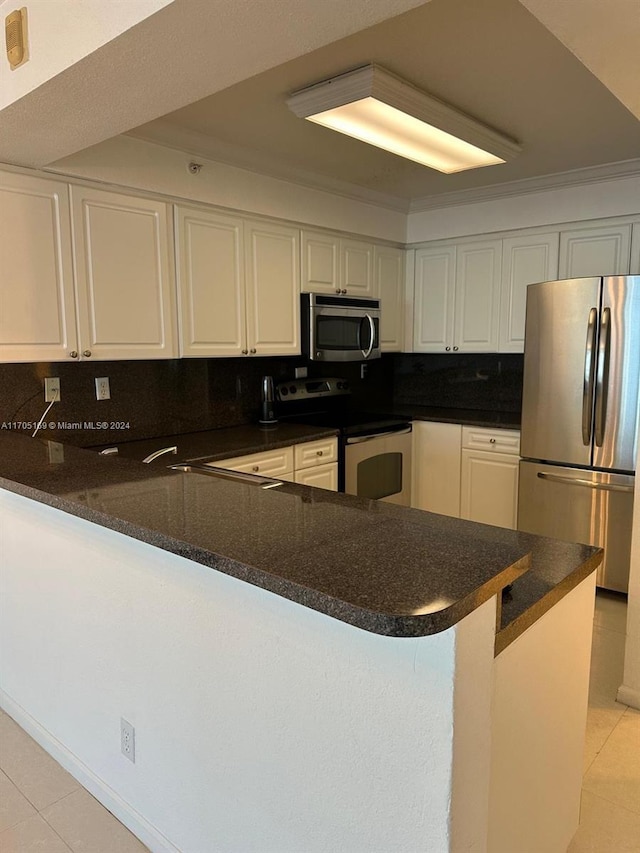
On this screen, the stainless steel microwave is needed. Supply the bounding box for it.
[301,293,381,362]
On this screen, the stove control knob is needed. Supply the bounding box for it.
[280,387,288,396]
[342,380,349,390]
[290,385,297,394]
[316,352,322,358]
[336,381,342,390]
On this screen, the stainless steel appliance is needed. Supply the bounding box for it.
[518,276,639,593]
[301,293,381,362]
[276,377,412,504]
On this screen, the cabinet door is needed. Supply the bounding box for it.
[559,224,632,278]
[294,462,338,491]
[630,222,640,275]
[301,230,339,294]
[460,450,519,529]
[454,240,501,352]
[413,246,456,352]
[0,172,78,363]
[175,206,246,357]
[374,245,405,352]
[499,233,559,353]
[340,238,374,296]
[71,186,177,360]
[245,220,300,356]
[412,421,461,516]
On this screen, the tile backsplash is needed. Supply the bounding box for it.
[0,352,522,447]
[0,357,301,446]
[392,353,523,412]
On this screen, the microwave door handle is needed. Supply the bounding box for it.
[361,314,375,359]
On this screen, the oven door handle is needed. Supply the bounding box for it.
[361,314,375,359]
[346,427,412,444]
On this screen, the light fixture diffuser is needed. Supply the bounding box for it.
[287,65,521,174]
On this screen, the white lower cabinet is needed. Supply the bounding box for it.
[460,427,520,529]
[412,421,462,516]
[214,438,338,492]
[412,422,520,528]
[294,463,338,491]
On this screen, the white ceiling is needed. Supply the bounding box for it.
[130,0,640,208]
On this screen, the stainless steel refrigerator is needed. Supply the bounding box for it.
[518,276,639,593]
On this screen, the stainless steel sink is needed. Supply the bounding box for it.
[169,462,284,489]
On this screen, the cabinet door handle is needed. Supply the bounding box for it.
[335,289,341,294]
[82,350,92,358]
[453,346,459,351]
[341,289,347,294]
[69,350,78,359]
[445,346,451,352]
[250,348,257,354]
[242,349,248,355]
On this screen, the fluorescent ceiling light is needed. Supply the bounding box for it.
[287,65,521,174]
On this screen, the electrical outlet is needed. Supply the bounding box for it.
[44,377,60,403]
[294,366,308,379]
[120,718,135,763]
[95,377,110,400]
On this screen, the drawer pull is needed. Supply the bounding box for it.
[489,438,496,444]
[252,465,259,472]
[316,450,323,456]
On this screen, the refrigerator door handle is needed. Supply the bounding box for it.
[582,307,598,446]
[594,306,611,447]
[537,471,633,493]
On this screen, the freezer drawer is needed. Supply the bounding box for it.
[518,461,634,593]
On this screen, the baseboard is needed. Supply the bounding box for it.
[616,684,640,710]
[0,690,180,853]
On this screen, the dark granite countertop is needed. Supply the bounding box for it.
[0,433,600,645]
[91,423,339,464]
[389,406,522,430]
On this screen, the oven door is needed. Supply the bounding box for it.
[311,306,380,362]
[345,426,412,505]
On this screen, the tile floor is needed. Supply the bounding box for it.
[0,592,638,852]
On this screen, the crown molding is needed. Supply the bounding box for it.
[126,124,410,213]
[408,158,640,213]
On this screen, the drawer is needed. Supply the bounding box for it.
[294,437,338,470]
[461,426,520,455]
[294,462,338,491]
[210,446,294,477]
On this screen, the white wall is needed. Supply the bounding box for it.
[619,439,640,709]
[0,0,174,109]
[407,173,640,243]
[46,135,407,242]
[0,489,497,853]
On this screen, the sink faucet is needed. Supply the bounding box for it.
[142,446,178,464]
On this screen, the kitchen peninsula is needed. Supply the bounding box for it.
[0,432,601,853]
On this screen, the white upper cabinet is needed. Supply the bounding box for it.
[301,230,374,296]
[176,209,300,358]
[630,223,640,275]
[374,245,405,351]
[413,241,500,353]
[0,172,78,363]
[71,186,177,360]
[244,220,300,356]
[454,240,502,352]
[340,238,374,296]
[176,207,246,356]
[301,231,339,293]
[559,223,632,278]
[499,233,560,353]
[413,246,456,352]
